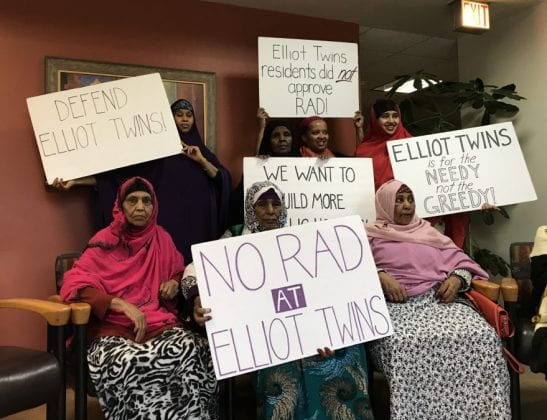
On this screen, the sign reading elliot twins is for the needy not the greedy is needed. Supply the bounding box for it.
[192,215,392,380]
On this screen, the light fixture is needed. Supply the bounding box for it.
[453,0,490,34]
[373,77,441,94]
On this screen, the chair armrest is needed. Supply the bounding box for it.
[0,298,71,326]
[49,294,91,325]
[69,302,91,325]
[471,279,500,301]
[500,277,519,303]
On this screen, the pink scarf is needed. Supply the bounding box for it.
[60,177,184,330]
[365,180,489,295]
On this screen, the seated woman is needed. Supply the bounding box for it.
[60,176,217,419]
[236,181,373,419]
[365,179,510,419]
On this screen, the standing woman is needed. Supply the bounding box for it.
[240,181,373,420]
[54,98,231,263]
[354,99,412,190]
[60,177,217,419]
[298,116,343,158]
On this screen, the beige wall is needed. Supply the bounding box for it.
[0,0,358,348]
[458,2,547,261]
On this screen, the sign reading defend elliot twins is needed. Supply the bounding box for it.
[258,37,359,117]
[387,122,537,217]
[192,215,392,380]
[26,73,180,185]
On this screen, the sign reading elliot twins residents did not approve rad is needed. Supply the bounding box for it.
[26,73,181,185]
[191,215,392,380]
[258,37,359,117]
[387,122,537,217]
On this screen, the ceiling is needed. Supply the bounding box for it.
[205,0,541,99]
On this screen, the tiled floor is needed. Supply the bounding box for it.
[5,366,547,419]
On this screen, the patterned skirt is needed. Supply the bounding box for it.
[87,326,218,419]
[254,344,374,420]
[368,289,511,420]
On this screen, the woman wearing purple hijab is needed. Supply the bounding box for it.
[53,99,231,264]
[365,179,510,419]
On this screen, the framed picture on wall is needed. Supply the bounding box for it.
[45,56,217,151]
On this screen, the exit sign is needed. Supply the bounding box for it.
[454,0,490,33]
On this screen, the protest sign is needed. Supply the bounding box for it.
[26,73,180,184]
[387,121,537,217]
[192,215,392,379]
[244,157,376,225]
[258,37,359,117]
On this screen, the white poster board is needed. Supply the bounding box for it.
[258,37,359,117]
[26,73,181,184]
[244,157,376,225]
[192,215,392,379]
[387,122,537,217]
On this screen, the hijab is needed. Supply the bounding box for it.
[258,119,298,156]
[61,177,184,330]
[365,179,456,249]
[244,181,288,233]
[299,116,335,158]
[355,100,413,190]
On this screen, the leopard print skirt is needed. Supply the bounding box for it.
[368,289,511,420]
[87,326,218,419]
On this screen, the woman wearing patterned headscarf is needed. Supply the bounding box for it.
[229,181,373,420]
[365,179,510,419]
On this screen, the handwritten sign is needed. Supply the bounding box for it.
[192,215,392,379]
[26,73,181,184]
[244,157,376,225]
[388,122,537,217]
[258,37,359,117]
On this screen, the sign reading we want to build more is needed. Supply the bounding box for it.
[26,73,180,185]
[388,122,536,217]
[258,37,359,117]
[192,215,392,380]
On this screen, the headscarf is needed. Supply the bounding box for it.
[355,100,413,190]
[61,177,184,330]
[244,181,287,233]
[258,119,298,156]
[366,179,456,249]
[299,116,335,158]
[365,179,489,295]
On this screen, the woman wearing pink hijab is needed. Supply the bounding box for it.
[365,179,510,419]
[61,177,216,419]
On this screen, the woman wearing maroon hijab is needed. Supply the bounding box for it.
[60,177,217,419]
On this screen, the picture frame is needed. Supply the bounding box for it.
[45,56,217,151]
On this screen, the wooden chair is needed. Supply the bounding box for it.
[0,298,71,419]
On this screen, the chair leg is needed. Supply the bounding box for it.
[47,324,66,420]
[507,336,521,420]
[74,323,88,420]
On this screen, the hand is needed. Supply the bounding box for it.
[318,153,331,160]
[111,298,147,342]
[51,177,77,190]
[193,296,212,326]
[379,271,408,303]
[481,203,499,211]
[437,276,461,303]
[257,107,269,129]
[353,110,364,129]
[256,154,270,160]
[317,347,335,358]
[159,278,179,300]
[181,141,206,163]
